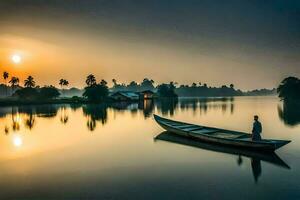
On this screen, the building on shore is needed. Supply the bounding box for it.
[110,90,155,101]
[139,90,155,99]
[110,91,139,101]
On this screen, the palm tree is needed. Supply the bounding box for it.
[100,79,107,86]
[59,79,69,97]
[112,79,117,86]
[3,71,9,96]
[59,79,64,89]
[24,76,36,88]
[86,74,96,86]
[63,80,69,88]
[9,76,19,92]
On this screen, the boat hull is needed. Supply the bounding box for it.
[154,115,290,152]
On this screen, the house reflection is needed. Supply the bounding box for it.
[155,131,290,183]
[138,99,154,118]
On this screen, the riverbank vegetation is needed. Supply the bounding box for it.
[277,76,300,126]
[277,76,300,102]
[0,71,285,106]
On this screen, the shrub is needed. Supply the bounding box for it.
[157,83,178,98]
[39,86,60,99]
[14,88,39,100]
[277,77,300,101]
[83,84,109,102]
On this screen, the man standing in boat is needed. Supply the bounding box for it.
[252,115,262,140]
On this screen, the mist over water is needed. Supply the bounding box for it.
[0,97,299,199]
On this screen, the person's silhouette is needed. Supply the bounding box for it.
[251,158,262,183]
[252,115,262,141]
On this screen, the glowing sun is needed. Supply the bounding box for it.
[11,54,22,64]
[13,136,23,147]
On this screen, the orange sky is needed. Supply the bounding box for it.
[0,1,299,90]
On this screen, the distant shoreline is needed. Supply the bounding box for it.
[0,95,278,107]
[0,97,90,106]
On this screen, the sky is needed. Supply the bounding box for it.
[0,0,299,90]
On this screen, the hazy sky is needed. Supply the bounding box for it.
[0,0,299,90]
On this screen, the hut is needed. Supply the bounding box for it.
[110,91,139,101]
[140,90,155,99]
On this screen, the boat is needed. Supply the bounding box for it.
[155,131,290,169]
[154,115,291,151]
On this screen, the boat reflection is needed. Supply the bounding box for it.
[154,131,290,183]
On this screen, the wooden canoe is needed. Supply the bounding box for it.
[154,115,291,151]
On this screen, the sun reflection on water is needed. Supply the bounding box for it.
[12,135,23,147]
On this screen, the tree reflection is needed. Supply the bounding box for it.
[179,97,235,115]
[179,98,198,115]
[11,112,21,131]
[25,112,35,130]
[82,104,108,131]
[60,106,69,125]
[87,117,96,131]
[70,103,82,112]
[1,105,61,134]
[278,101,300,126]
[35,105,59,118]
[4,126,9,135]
[156,98,178,116]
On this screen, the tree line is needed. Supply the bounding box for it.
[0,72,178,100]
[1,71,297,102]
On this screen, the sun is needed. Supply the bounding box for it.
[11,54,22,64]
[13,136,23,147]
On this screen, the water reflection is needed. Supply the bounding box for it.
[0,98,255,134]
[1,105,61,134]
[0,97,298,199]
[156,98,178,116]
[155,131,290,183]
[82,104,108,131]
[60,106,69,125]
[24,112,35,130]
[251,158,262,183]
[12,135,23,147]
[1,97,299,135]
[278,101,300,127]
[138,99,155,118]
[180,97,234,115]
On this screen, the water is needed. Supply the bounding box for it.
[0,97,299,200]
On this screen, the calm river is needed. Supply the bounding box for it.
[0,97,299,199]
